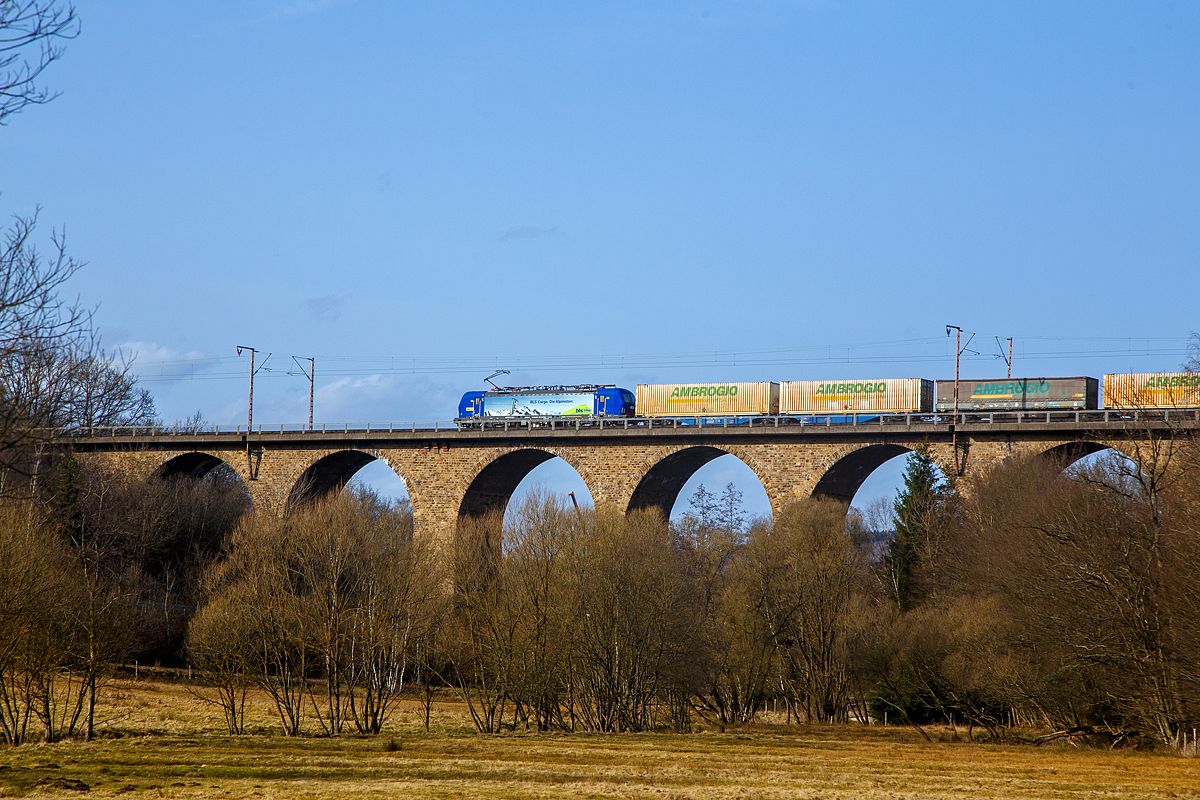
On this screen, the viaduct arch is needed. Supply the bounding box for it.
[810,443,913,505]
[287,449,391,509]
[460,449,561,519]
[625,445,774,519]
[1038,440,1113,466]
[154,451,234,480]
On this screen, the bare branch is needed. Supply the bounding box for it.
[0,1,80,125]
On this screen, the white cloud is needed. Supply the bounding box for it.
[118,341,220,384]
[251,373,460,426]
[116,340,209,365]
[313,375,397,421]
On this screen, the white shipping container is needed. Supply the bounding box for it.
[636,382,780,417]
[1103,373,1200,409]
[780,379,933,414]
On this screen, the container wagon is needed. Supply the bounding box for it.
[458,386,635,418]
[1103,373,1200,409]
[779,379,933,414]
[636,382,780,417]
[935,377,1098,411]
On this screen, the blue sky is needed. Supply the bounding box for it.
[3,1,1197,518]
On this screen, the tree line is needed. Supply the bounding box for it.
[0,455,247,744]
[431,435,1199,749]
[3,426,1198,749]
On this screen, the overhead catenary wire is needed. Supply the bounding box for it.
[128,336,1195,383]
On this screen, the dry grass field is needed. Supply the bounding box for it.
[0,675,1196,799]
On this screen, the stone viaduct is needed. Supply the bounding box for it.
[66,410,1195,544]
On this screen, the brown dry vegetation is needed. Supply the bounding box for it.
[0,676,1197,799]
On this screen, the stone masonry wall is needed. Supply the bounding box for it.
[82,432,1129,553]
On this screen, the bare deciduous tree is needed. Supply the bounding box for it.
[571,508,703,732]
[735,499,864,724]
[189,489,435,737]
[0,500,64,745]
[2,3,157,489]
[186,591,254,735]
[450,495,707,734]
[450,509,513,733]
[0,0,79,125]
[675,485,765,729]
[919,441,1200,748]
[0,211,158,494]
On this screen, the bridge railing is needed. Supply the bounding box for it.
[55,407,1200,439]
[454,408,1198,431]
[59,421,461,437]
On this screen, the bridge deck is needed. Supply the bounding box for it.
[63,409,1200,449]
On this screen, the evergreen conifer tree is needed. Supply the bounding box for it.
[886,443,941,611]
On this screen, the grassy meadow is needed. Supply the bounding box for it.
[0,674,1196,799]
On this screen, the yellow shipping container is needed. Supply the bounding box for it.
[636,382,780,417]
[1103,373,1200,409]
[780,379,933,414]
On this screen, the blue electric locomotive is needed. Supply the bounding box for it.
[458,385,635,419]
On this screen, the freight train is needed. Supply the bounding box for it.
[455,373,1200,421]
